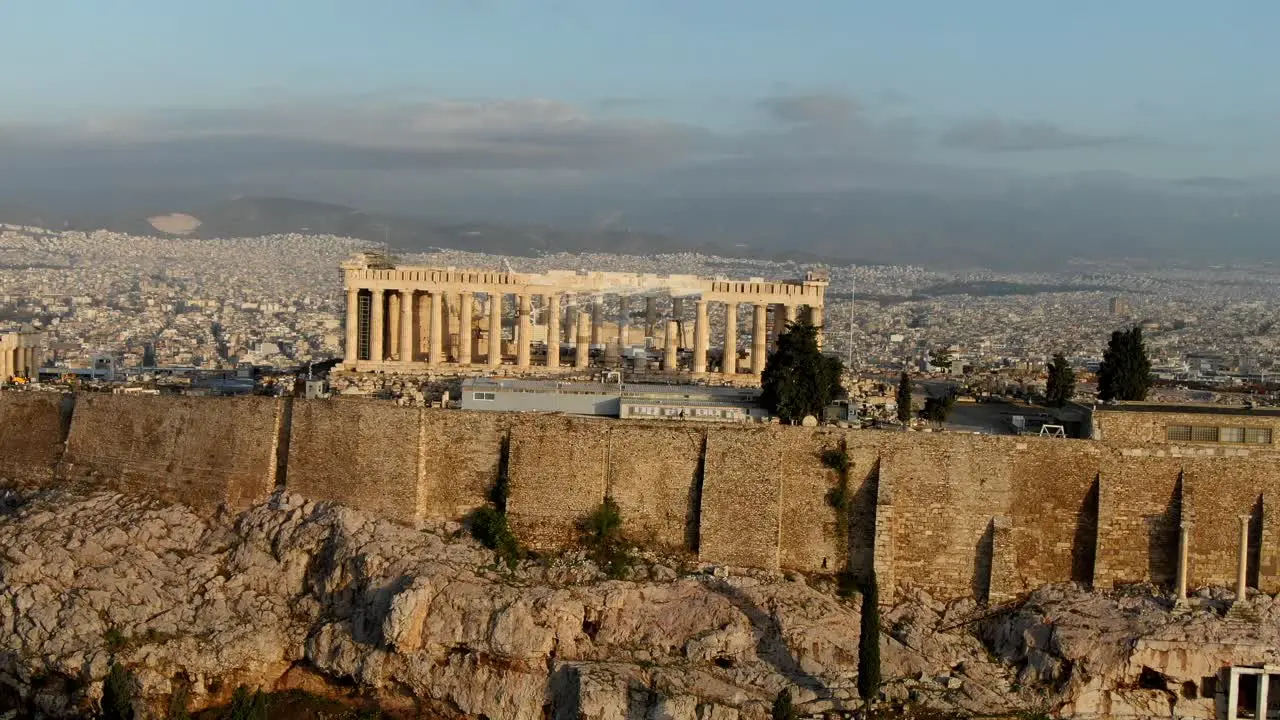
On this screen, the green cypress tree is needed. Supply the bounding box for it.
[1045,353,1076,407]
[101,663,134,720]
[1097,327,1152,401]
[760,319,844,422]
[771,688,797,720]
[858,573,881,704]
[895,372,912,423]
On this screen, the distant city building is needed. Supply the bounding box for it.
[460,377,767,422]
[1109,297,1130,316]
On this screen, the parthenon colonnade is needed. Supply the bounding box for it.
[341,252,828,377]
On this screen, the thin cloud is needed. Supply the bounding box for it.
[940,117,1139,152]
[759,92,861,127]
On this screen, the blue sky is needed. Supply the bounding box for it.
[3,0,1279,184]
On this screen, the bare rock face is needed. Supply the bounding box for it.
[0,488,1272,718]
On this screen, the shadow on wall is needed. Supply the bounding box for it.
[1147,472,1183,588]
[708,579,827,693]
[972,520,994,603]
[685,432,707,553]
[848,457,880,582]
[1248,494,1264,589]
[1071,476,1100,585]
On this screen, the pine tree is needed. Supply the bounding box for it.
[760,320,844,422]
[895,372,912,423]
[1097,327,1152,401]
[931,346,953,370]
[1045,353,1076,407]
[858,573,882,704]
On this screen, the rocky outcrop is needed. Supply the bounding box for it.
[0,488,1271,718]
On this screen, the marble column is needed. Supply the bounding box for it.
[672,298,684,348]
[1175,522,1189,604]
[664,320,679,371]
[428,291,444,365]
[645,296,657,338]
[723,302,738,375]
[344,288,359,366]
[618,296,630,348]
[488,294,503,367]
[388,292,401,360]
[457,292,473,365]
[783,303,797,331]
[591,298,603,345]
[752,303,768,375]
[516,294,532,369]
[418,294,430,358]
[546,294,561,368]
[370,289,385,363]
[399,290,414,363]
[1237,515,1250,603]
[693,299,709,374]
[575,311,590,369]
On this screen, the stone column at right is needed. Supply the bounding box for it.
[546,294,561,368]
[809,303,824,349]
[591,297,603,345]
[428,291,444,365]
[617,296,630,348]
[516,294,532,369]
[575,311,591,368]
[488,293,503,367]
[369,289,385,363]
[692,299,709,374]
[344,287,359,367]
[751,303,768,375]
[456,291,473,365]
[664,320,679,371]
[723,301,738,375]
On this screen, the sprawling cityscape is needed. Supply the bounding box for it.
[4,223,1277,413]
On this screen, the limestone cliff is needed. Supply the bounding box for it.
[0,488,1270,718]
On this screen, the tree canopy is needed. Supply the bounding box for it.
[930,346,953,370]
[895,372,913,423]
[760,320,844,422]
[1045,353,1076,407]
[1097,327,1152,402]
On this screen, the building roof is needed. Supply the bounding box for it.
[1096,401,1280,418]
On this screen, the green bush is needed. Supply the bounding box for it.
[771,688,798,720]
[469,505,522,569]
[579,497,635,579]
[226,686,269,720]
[103,627,126,652]
[823,444,853,560]
[820,447,850,473]
[101,663,135,720]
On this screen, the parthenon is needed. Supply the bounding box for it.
[341,253,828,377]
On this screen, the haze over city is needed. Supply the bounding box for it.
[4,1,1280,268]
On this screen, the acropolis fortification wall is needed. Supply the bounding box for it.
[5,392,1280,602]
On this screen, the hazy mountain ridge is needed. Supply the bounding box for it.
[5,177,1280,271]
